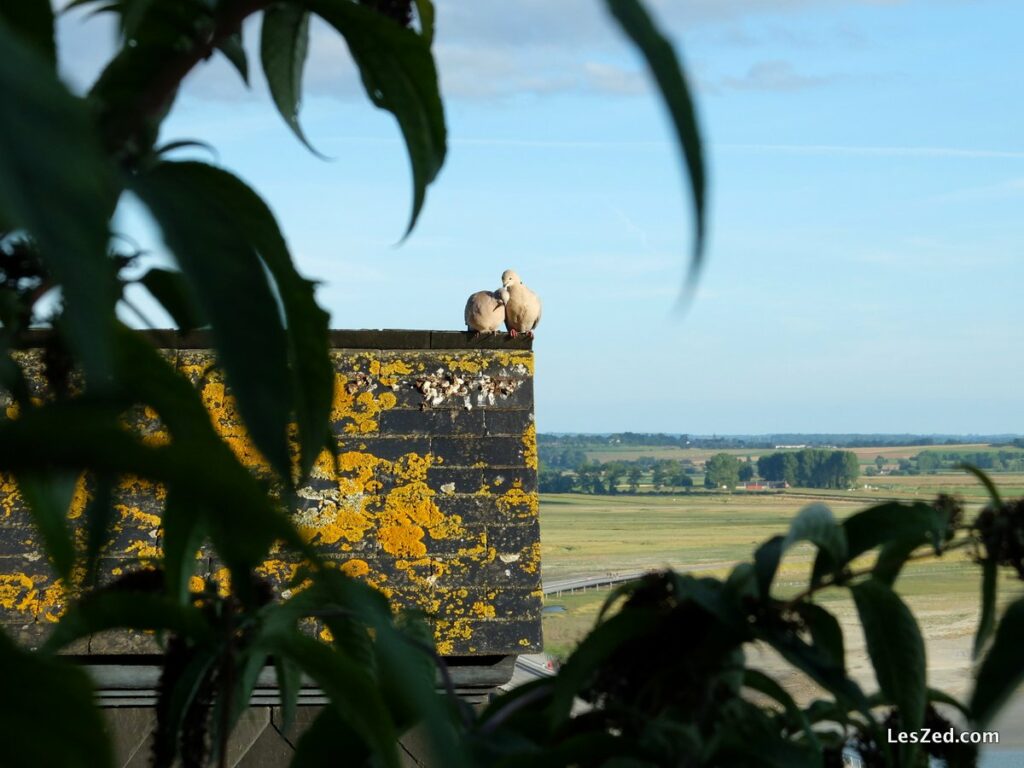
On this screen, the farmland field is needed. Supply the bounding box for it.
[538,487,1024,748]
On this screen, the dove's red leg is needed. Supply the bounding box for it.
[508,328,519,338]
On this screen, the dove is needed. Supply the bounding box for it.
[501,269,542,338]
[464,287,510,333]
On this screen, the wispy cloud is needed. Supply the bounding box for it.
[717,60,840,91]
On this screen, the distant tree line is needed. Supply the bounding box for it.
[915,450,1024,473]
[757,449,860,489]
[539,457,699,495]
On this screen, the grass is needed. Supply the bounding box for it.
[538,488,1024,732]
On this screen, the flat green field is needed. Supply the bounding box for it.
[539,489,1024,740]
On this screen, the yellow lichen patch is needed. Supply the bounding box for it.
[319,626,334,643]
[188,575,205,593]
[66,474,90,520]
[378,522,427,558]
[522,542,542,575]
[209,567,231,598]
[494,351,534,375]
[125,540,162,560]
[0,473,21,519]
[373,359,414,388]
[331,374,399,434]
[5,402,19,419]
[340,559,370,578]
[115,503,162,530]
[191,368,270,471]
[0,573,66,622]
[440,354,482,374]
[496,486,539,519]
[522,423,538,470]
[471,601,496,619]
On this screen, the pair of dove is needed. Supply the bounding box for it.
[464,269,542,338]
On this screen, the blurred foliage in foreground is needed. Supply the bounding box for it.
[2,1,1022,766]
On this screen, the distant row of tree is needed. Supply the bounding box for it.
[539,460,698,495]
[757,449,861,489]
[914,450,1024,473]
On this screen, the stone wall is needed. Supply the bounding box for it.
[0,330,542,659]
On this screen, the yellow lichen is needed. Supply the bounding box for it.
[471,601,496,618]
[66,475,89,520]
[496,486,539,519]
[522,423,538,470]
[340,559,370,578]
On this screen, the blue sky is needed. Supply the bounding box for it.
[57,0,1024,434]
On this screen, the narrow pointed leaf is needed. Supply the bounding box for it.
[132,161,294,479]
[217,30,249,85]
[15,471,78,581]
[743,669,820,751]
[413,0,434,45]
[974,557,997,660]
[161,489,206,603]
[851,579,926,762]
[604,0,705,290]
[83,475,115,587]
[0,24,116,379]
[139,162,332,479]
[311,0,446,235]
[270,632,401,768]
[756,504,847,596]
[971,597,1024,726]
[138,267,207,331]
[261,4,320,154]
[275,654,301,732]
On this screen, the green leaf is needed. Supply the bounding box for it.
[756,504,847,597]
[0,0,56,66]
[292,707,371,768]
[812,501,946,586]
[0,23,116,380]
[973,557,997,660]
[275,654,301,732]
[971,597,1024,726]
[873,538,921,586]
[217,30,249,85]
[153,645,220,768]
[742,669,820,751]
[850,579,926,762]
[138,267,207,331]
[132,161,294,479]
[260,4,320,154]
[755,620,867,717]
[603,0,705,291]
[794,602,844,671]
[269,632,401,768]
[0,627,114,768]
[44,588,212,653]
[311,0,446,236]
[161,489,206,604]
[961,463,1003,507]
[137,162,332,480]
[15,471,78,582]
[83,475,115,586]
[413,0,434,45]
[548,605,661,725]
